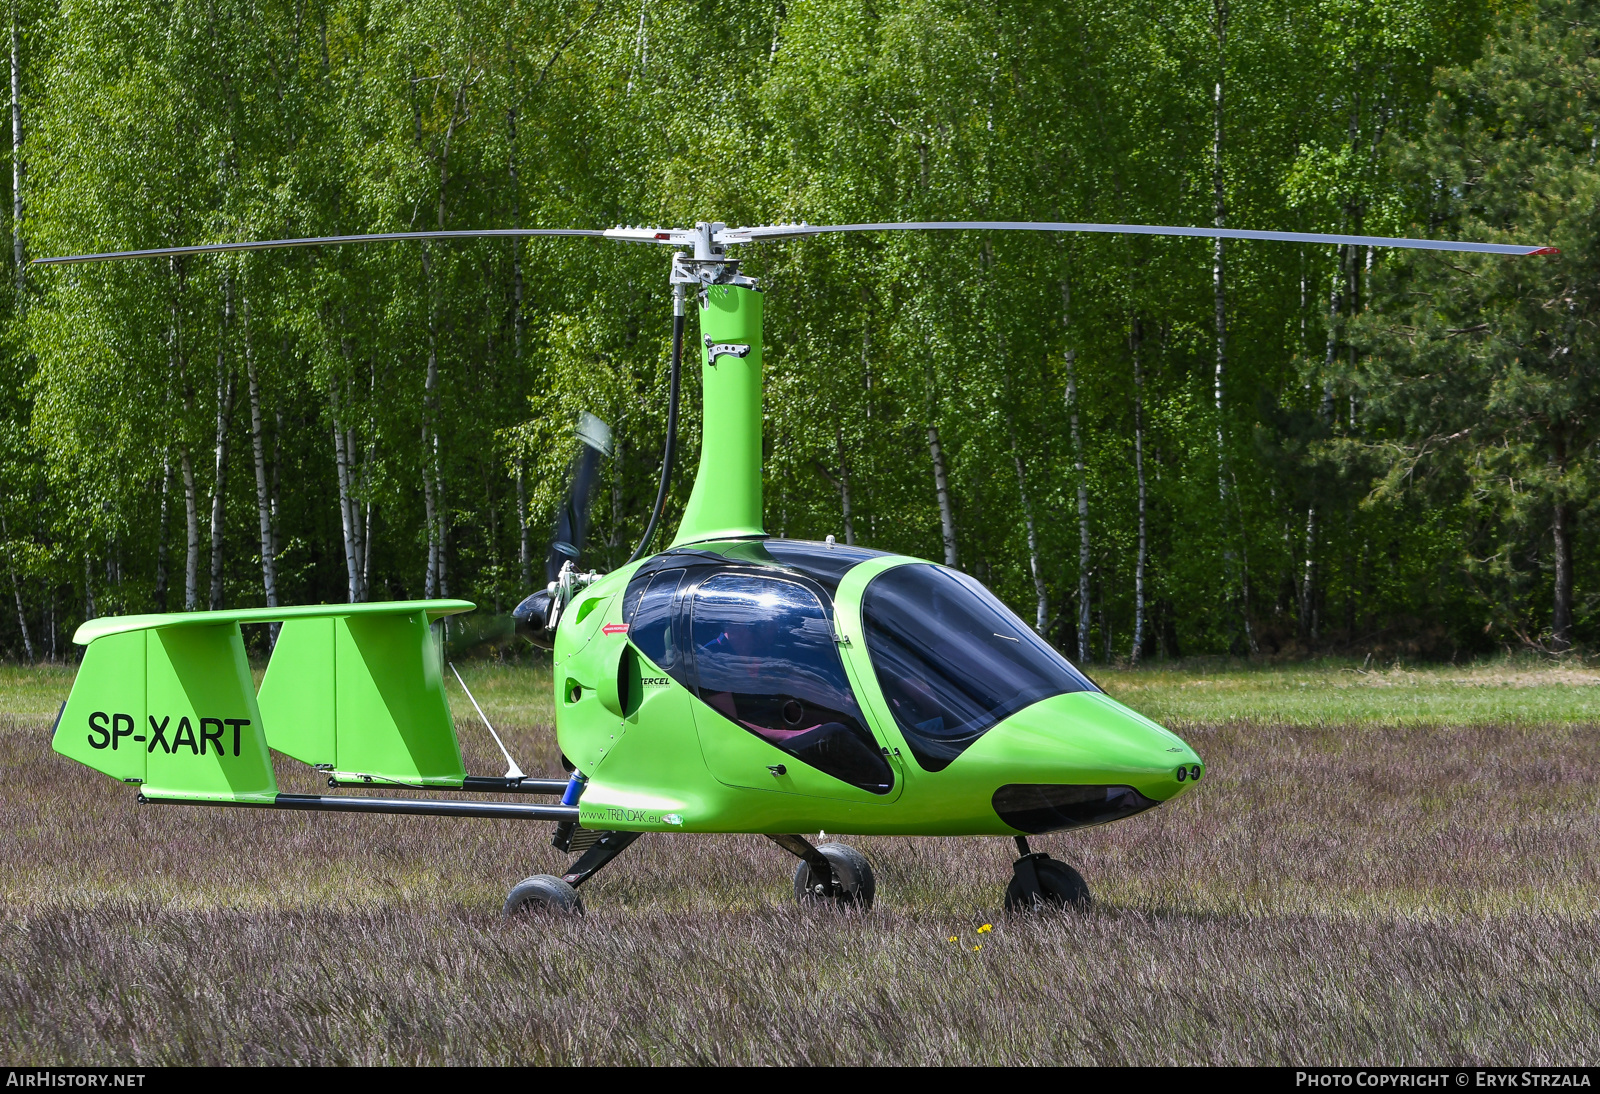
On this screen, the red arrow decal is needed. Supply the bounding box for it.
[602,623,629,635]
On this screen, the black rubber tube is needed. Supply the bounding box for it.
[626,307,685,565]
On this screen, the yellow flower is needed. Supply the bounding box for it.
[977,923,992,934]
[948,935,958,943]
[973,944,982,951]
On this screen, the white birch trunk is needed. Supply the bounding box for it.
[420,88,463,602]
[181,446,198,611]
[1212,0,1228,497]
[862,315,877,543]
[510,102,531,589]
[1552,486,1573,650]
[209,285,235,611]
[1011,446,1047,634]
[1067,348,1091,664]
[1131,316,1148,665]
[244,299,277,610]
[436,443,448,598]
[358,355,376,600]
[357,427,371,602]
[271,407,282,562]
[420,244,441,599]
[1,511,32,660]
[837,425,854,546]
[330,381,360,604]
[154,451,170,611]
[927,423,957,567]
[517,456,530,588]
[1301,505,1318,642]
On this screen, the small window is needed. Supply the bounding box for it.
[627,568,688,676]
[992,784,1158,834]
[862,564,1098,772]
[691,574,892,795]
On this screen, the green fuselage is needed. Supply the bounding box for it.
[555,540,1203,836]
[556,282,1202,836]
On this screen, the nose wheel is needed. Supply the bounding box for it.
[1005,835,1091,912]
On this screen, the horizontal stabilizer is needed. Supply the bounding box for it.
[55,600,475,802]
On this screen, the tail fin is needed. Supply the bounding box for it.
[54,620,276,802]
[257,608,466,786]
[55,600,474,800]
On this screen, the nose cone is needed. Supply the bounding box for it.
[961,690,1205,810]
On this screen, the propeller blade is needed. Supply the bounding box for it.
[33,228,607,266]
[545,412,614,584]
[716,220,1556,257]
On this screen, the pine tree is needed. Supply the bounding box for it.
[1352,0,1600,648]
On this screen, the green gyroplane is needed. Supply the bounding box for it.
[40,219,1552,914]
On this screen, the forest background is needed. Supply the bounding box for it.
[0,0,1595,665]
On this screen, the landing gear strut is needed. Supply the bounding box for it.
[770,834,876,909]
[1004,835,1091,912]
[503,828,644,917]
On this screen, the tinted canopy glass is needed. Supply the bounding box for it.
[692,574,893,794]
[763,538,888,591]
[861,564,1098,772]
[626,567,688,675]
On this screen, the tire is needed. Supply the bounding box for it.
[793,843,876,910]
[1004,856,1091,913]
[503,874,584,917]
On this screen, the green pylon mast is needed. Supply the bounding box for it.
[643,221,768,546]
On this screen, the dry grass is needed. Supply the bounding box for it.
[1,660,1597,1063]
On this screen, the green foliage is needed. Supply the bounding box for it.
[0,0,1588,663]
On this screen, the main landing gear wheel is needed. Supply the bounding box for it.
[794,843,876,910]
[503,874,584,917]
[1004,837,1091,913]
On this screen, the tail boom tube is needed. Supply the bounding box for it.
[141,792,580,822]
[325,775,570,795]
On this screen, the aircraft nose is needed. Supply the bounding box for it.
[966,690,1205,807]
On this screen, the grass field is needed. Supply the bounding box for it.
[1,656,1596,1064]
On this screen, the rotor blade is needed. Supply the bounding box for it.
[603,226,697,246]
[33,228,608,266]
[717,220,1555,257]
[545,412,615,584]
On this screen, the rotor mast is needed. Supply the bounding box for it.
[650,222,766,546]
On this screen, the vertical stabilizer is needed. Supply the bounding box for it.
[257,608,466,787]
[54,620,278,803]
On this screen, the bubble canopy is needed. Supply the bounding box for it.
[860,564,1098,772]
